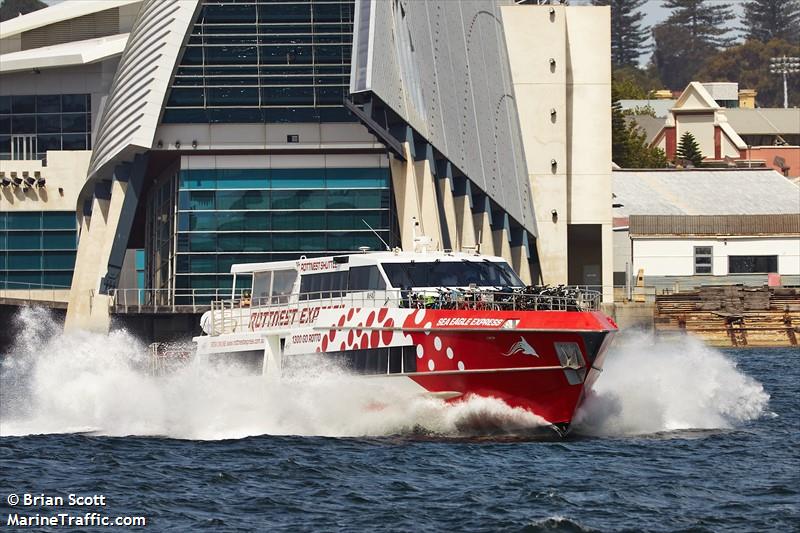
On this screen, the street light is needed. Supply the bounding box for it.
[769,55,800,109]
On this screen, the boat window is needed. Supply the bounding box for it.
[389,347,402,373]
[271,269,297,304]
[299,270,348,300]
[324,346,416,375]
[402,345,417,373]
[382,260,524,288]
[348,266,386,291]
[252,271,271,305]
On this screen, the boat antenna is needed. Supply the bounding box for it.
[362,219,391,251]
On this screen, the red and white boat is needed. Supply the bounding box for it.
[194,246,617,436]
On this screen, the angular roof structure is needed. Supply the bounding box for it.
[85,0,200,188]
[725,108,800,136]
[0,34,129,73]
[349,0,534,232]
[613,169,800,217]
[0,0,139,39]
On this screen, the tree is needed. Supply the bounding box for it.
[652,0,736,89]
[611,86,669,168]
[612,87,631,164]
[592,0,650,67]
[741,0,800,43]
[696,38,800,107]
[661,0,736,48]
[613,65,663,99]
[0,0,47,22]
[675,132,703,167]
[623,123,668,168]
[651,24,708,89]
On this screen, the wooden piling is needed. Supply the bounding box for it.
[654,285,800,347]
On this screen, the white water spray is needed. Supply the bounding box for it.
[0,308,546,440]
[573,332,770,436]
[0,309,769,440]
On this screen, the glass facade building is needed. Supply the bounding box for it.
[163,0,354,124]
[0,211,78,288]
[0,94,91,160]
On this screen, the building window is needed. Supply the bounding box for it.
[147,166,396,303]
[0,94,91,160]
[163,0,355,124]
[694,246,712,274]
[728,255,778,274]
[0,211,78,289]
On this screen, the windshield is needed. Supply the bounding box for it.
[382,260,524,288]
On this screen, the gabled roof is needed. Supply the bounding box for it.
[671,82,721,112]
[0,0,140,39]
[630,114,664,144]
[0,33,129,73]
[618,99,676,118]
[613,169,800,217]
[719,120,748,150]
[726,108,800,136]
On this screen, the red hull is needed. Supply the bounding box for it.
[400,310,617,429]
[306,307,617,432]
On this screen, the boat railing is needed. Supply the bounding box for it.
[209,299,243,336]
[108,288,240,313]
[206,287,602,335]
[148,342,192,376]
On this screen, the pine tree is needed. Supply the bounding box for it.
[661,0,736,48]
[592,0,650,67]
[612,86,631,165]
[652,0,736,88]
[611,85,669,168]
[742,0,800,43]
[675,132,704,167]
[652,24,704,89]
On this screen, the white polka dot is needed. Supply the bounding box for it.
[416,344,424,358]
[446,347,454,359]
[458,361,465,371]
[434,336,442,351]
[428,359,435,371]
[414,309,426,324]
[423,321,432,335]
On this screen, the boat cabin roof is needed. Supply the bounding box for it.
[230,250,510,275]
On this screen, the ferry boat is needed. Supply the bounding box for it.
[194,243,617,436]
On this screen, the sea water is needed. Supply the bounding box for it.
[0,307,796,531]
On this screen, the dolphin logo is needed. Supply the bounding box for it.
[503,337,538,357]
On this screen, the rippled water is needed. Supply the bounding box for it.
[0,308,797,531]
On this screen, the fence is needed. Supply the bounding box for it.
[108,288,245,314]
[206,287,603,336]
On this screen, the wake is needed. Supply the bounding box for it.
[573,332,769,436]
[0,308,769,440]
[0,308,547,440]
